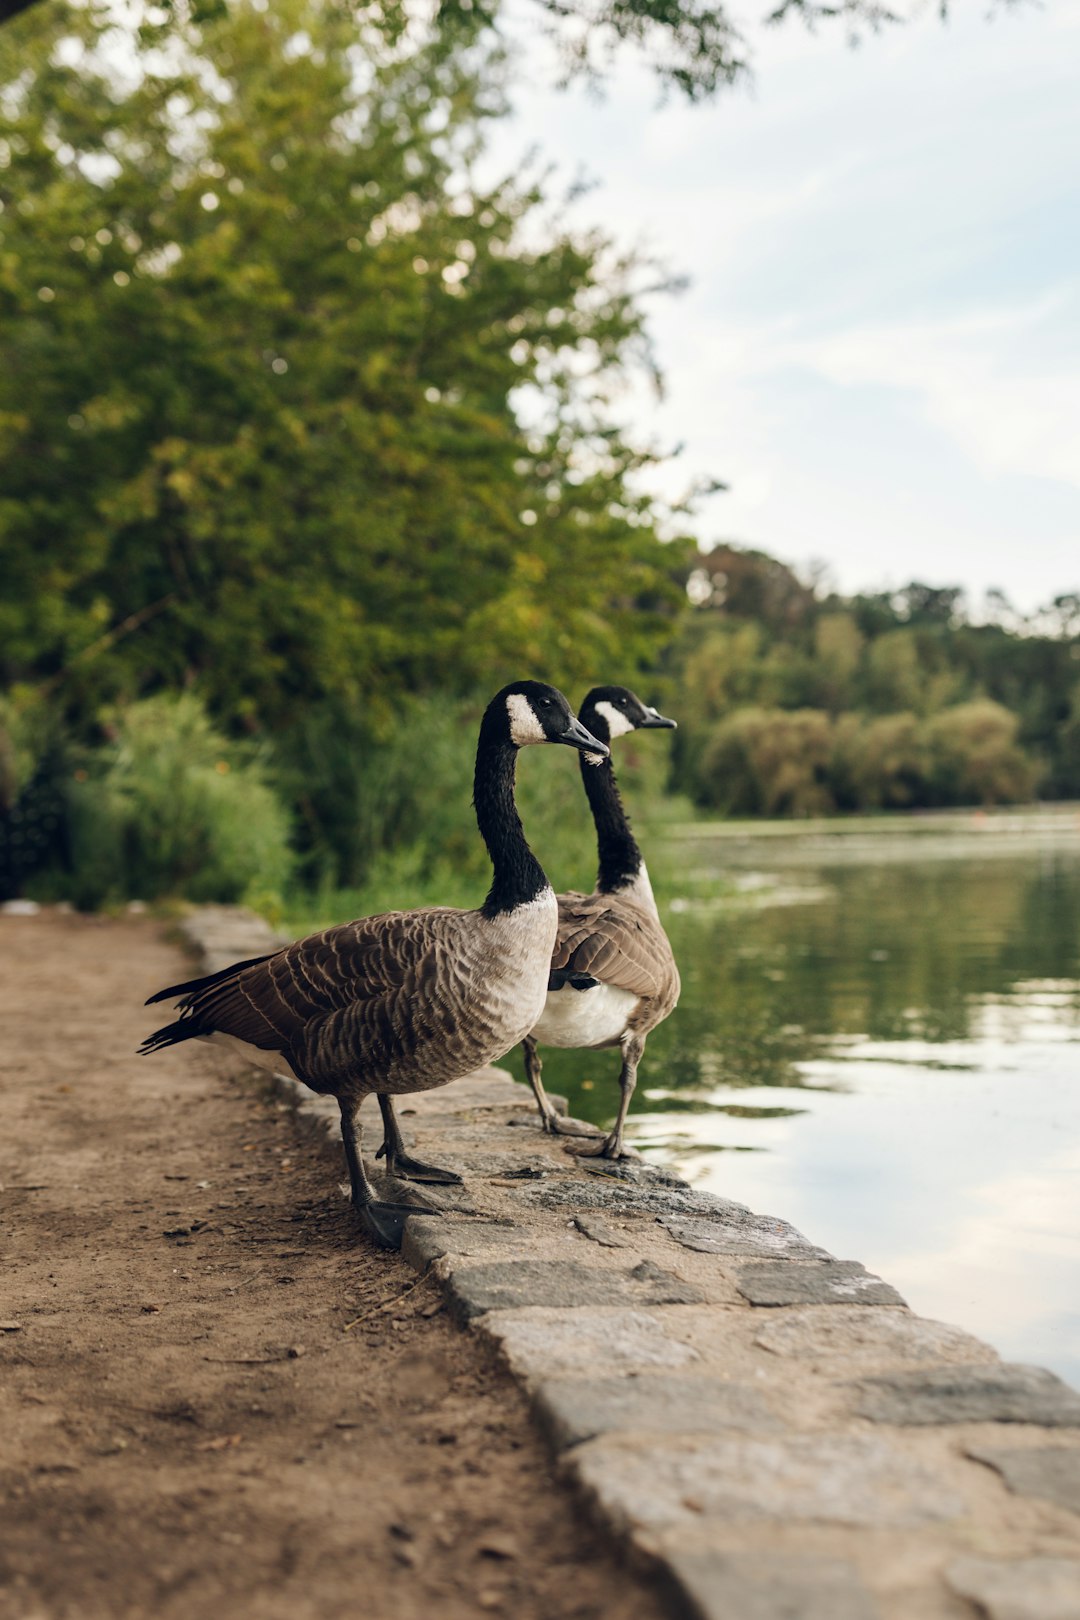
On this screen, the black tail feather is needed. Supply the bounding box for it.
[547,968,600,993]
[145,950,276,1007]
[138,1017,200,1056]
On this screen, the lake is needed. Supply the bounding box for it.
[508,808,1080,1386]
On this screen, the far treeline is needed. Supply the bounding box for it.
[670,547,1080,819]
[1,0,1075,916]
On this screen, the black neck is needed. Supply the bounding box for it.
[579,716,643,895]
[474,739,549,917]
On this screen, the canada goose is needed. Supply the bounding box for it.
[522,685,679,1159]
[140,681,609,1249]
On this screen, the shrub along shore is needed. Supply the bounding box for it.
[2,544,1079,920]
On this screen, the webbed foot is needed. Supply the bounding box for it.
[356,1200,426,1250]
[390,1153,463,1192]
[381,1150,463,1186]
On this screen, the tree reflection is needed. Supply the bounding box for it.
[506,852,1080,1129]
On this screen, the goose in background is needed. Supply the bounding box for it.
[523,685,679,1159]
[141,681,609,1248]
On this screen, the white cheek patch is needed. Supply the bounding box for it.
[594,700,634,740]
[583,750,607,767]
[506,692,547,746]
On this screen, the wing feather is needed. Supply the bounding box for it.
[551,893,674,1002]
[152,908,463,1058]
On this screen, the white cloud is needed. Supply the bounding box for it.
[502,0,1080,605]
[781,297,1080,490]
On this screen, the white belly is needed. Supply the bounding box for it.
[531,981,639,1050]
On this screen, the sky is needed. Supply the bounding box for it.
[500,0,1080,614]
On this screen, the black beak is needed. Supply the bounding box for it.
[559,716,610,758]
[638,708,677,730]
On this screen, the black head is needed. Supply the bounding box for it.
[580,685,677,744]
[483,681,610,758]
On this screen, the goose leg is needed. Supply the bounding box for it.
[375,1094,463,1186]
[524,1035,603,1139]
[339,1097,425,1250]
[574,1033,645,1160]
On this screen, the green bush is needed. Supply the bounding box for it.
[923,701,1040,806]
[697,708,835,817]
[39,694,293,910]
[0,692,69,901]
[832,711,927,810]
[691,699,1042,818]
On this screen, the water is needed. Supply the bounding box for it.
[509,819,1080,1386]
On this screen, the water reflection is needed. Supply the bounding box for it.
[506,847,1080,1385]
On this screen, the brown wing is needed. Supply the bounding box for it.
[162,908,460,1055]
[551,892,675,1003]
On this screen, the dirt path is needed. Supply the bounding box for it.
[0,913,667,1620]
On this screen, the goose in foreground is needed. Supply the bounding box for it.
[523,685,679,1159]
[140,681,609,1248]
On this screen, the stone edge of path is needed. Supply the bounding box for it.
[180,907,1080,1620]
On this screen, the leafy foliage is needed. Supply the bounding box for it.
[38,694,293,910]
[474,0,1024,102]
[0,692,68,901]
[672,545,1078,814]
[2,0,996,101]
[699,707,834,816]
[0,0,689,738]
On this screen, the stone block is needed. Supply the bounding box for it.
[754,1308,998,1368]
[448,1260,623,1321]
[402,1217,528,1271]
[515,1177,726,1221]
[476,1307,700,1384]
[573,1214,631,1248]
[737,1261,906,1309]
[406,1070,530,1115]
[660,1209,829,1261]
[852,1364,1080,1427]
[966,1444,1080,1512]
[663,1550,878,1620]
[627,1260,704,1304]
[446,1259,701,1322]
[946,1557,1080,1620]
[567,1432,963,1531]
[534,1374,778,1449]
[503,1090,570,1120]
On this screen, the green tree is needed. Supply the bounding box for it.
[0,0,1008,102]
[0,0,690,738]
[813,611,864,712]
[666,543,1075,814]
[865,630,924,713]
